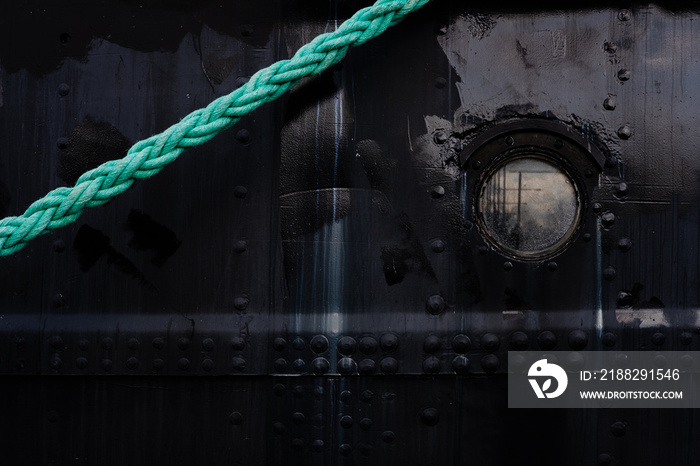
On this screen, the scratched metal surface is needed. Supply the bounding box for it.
[1,1,700,465]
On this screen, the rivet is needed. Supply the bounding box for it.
[234,296,249,311]
[292,412,306,425]
[231,336,246,350]
[358,359,376,375]
[651,332,665,346]
[472,160,482,170]
[478,245,489,255]
[291,438,304,451]
[426,295,446,315]
[273,337,287,351]
[152,337,165,349]
[420,408,440,426]
[14,336,25,349]
[380,334,399,352]
[380,357,398,374]
[602,332,617,347]
[52,293,66,307]
[381,431,396,443]
[359,418,373,430]
[339,444,353,456]
[465,220,473,230]
[46,410,60,422]
[503,261,513,271]
[617,290,633,308]
[430,239,446,253]
[593,203,602,213]
[616,182,629,196]
[583,233,592,242]
[229,411,243,425]
[598,453,612,466]
[312,440,324,452]
[273,422,285,435]
[293,385,305,398]
[75,357,88,370]
[58,83,70,96]
[201,358,214,372]
[481,354,500,373]
[604,41,617,53]
[233,186,248,198]
[422,356,440,374]
[423,335,441,354]
[481,333,500,352]
[340,390,353,403]
[126,357,140,370]
[233,240,248,253]
[338,357,357,375]
[177,358,190,371]
[100,359,113,372]
[152,359,165,371]
[434,77,447,89]
[382,391,397,401]
[292,337,306,351]
[618,9,632,21]
[177,337,190,350]
[431,185,446,198]
[57,137,69,149]
[101,337,113,350]
[292,359,305,372]
[680,332,693,345]
[202,338,216,351]
[548,261,558,271]
[452,334,471,353]
[505,136,514,146]
[52,239,66,252]
[273,383,286,396]
[601,212,615,227]
[433,131,448,145]
[681,354,694,369]
[510,331,528,350]
[603,266,617,281]
[49,336,64,349]
[568,330,588,350]
[610,421,627,437]
[452,356,469,374]
[617,69,631,81]
[603,96,616,111]
[360,390,374,403]
[618,237,632,251]
[312,357,329,375]
[127,338,140,350]
[310,335,329,354]
[538,331,557,350]
[617,125,632,139]
[359,337,378,355]
[338,336,357,355]
[314,386,324,399]
[235,129,251,144]
[231,357,246,371]
[340,415,353,428]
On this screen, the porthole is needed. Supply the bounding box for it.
[461,120,604,262]
[476,153,581,259]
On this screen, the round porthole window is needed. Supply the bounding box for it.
[461,120,604,261]
[476,154,581,259]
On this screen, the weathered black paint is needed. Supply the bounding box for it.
[2,1,700,465]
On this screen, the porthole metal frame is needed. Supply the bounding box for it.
[461,119,605,262]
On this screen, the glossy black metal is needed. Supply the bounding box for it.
[2,1,700,465]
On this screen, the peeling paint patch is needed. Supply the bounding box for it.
[616,309,671,328]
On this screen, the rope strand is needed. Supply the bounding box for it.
[0,0,431,256]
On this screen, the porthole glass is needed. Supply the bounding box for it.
[477,156,581,259]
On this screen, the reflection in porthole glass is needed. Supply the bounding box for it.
[477,157,580,258]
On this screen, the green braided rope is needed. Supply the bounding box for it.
[0,0,431,257]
